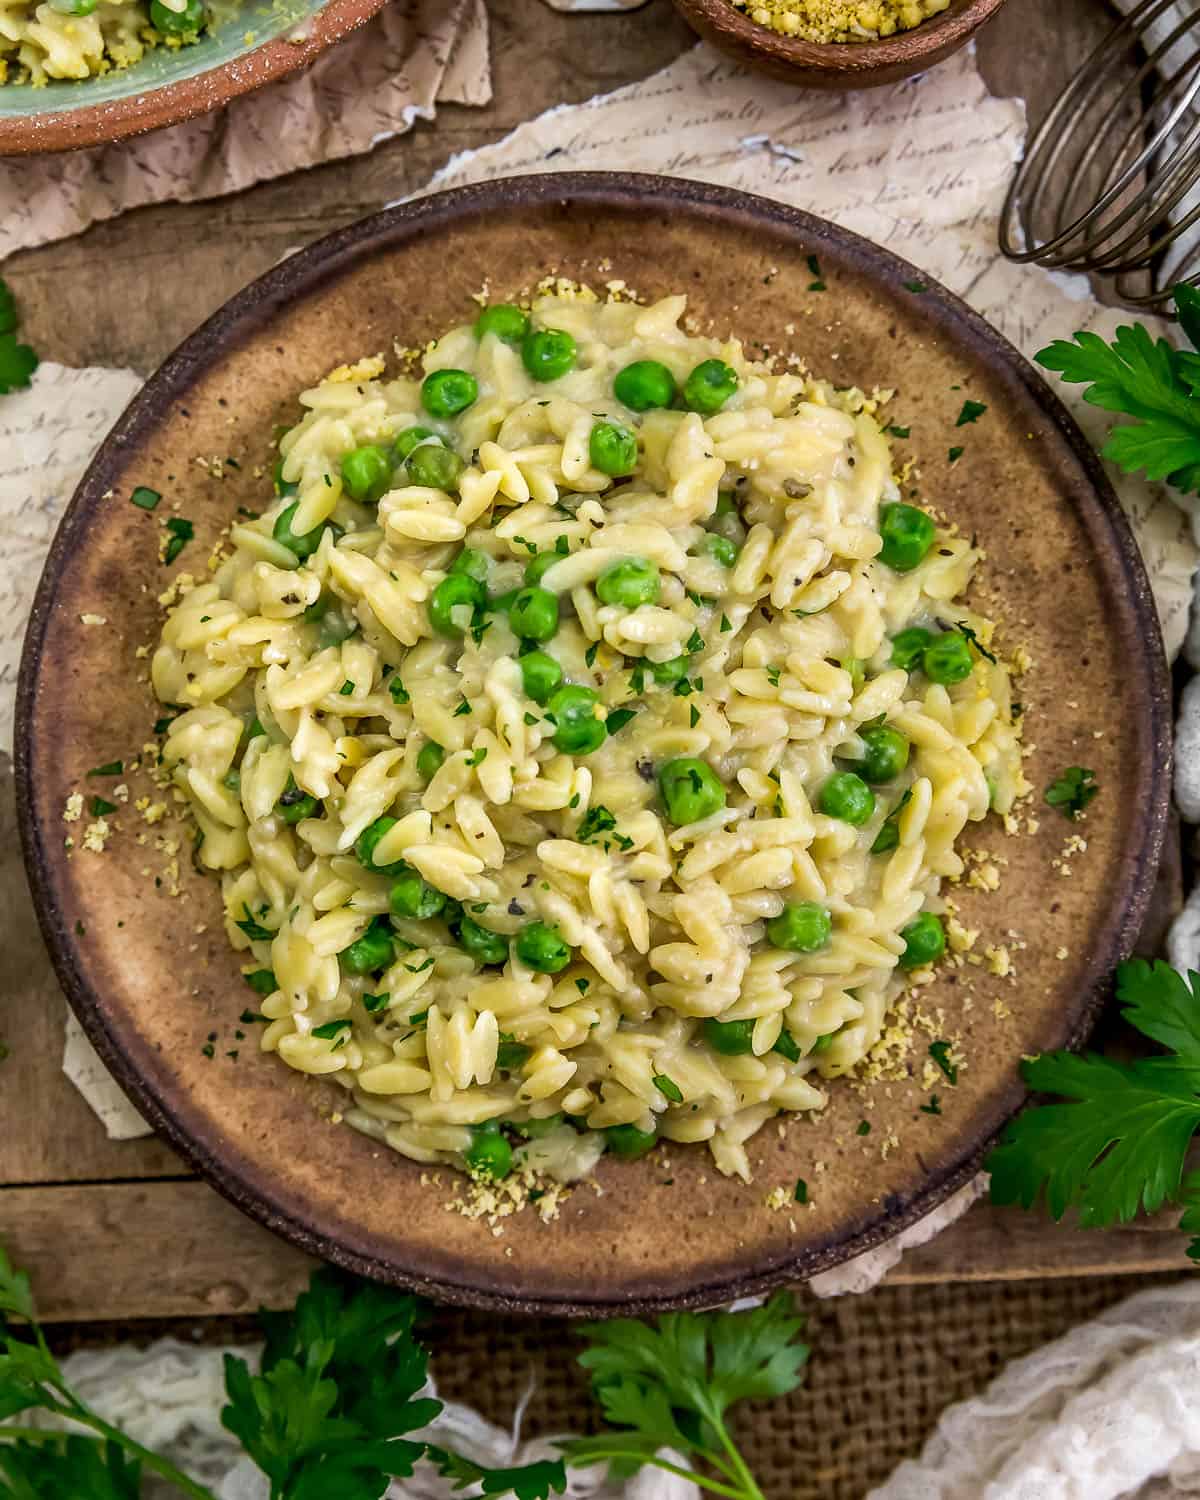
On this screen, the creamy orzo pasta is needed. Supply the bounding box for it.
[1,0,212,86]
[153,287,1023,1187]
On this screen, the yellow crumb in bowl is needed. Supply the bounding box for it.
[730,0,951,43]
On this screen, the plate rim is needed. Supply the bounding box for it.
[15,171,1173,1313]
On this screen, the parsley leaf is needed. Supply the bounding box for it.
[0,1437,143,1499]
[605,708,637,735]
[1044,766,1097,819]
[565,1295,808,1492]
[928,1041,958,1084]
[577,806,617,844]
[955,399,987,426]
[0,334,37,395]
[1036,311,1200,491]
[0,280,15,336]
[235,906,274,942]
[988,960,1200,1234]
[163,516,194,565]
[427,1449,566,1498]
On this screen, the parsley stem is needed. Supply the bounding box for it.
[32,1401,218,1500]
[570,1449,748,1497]
[711,1418,767,1500]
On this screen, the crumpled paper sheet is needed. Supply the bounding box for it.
[0,0,490,260]
[4,39,1194,1296]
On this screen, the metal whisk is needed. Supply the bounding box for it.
[999,0,1200,310]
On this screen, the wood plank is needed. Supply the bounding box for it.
[3,1180,1189,1324]
[0,776,182,1184]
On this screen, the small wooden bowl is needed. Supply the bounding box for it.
[0,0,385,156]
[671,0,1008,89]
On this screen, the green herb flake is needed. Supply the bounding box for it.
[86,760,123,777]
[606,708,637,735]
[244,969,277,996]
[88,795,117,817]
[856,1120,871,1136]
[577,805,618,844]
[686,629,704,654]
[885,424,910,439]
[948,446,964,464]
[130,486,162,511]
[234,905,274,942]
[339,680,355,696]
[453,699,472,717]
[719,613,732,633]
[575,977,590,994]
[405,957,435,974]
[390,678,410,704]
[920,1094,942,1116]
[312,1019,351,1047]
[0,333,38,394]
[585,642,599,668]
[201,1041,215,1059]
[794,1178,809,1204]
[363,992,390,1013]
[163,516,194,565]
[653,1074,684,1103]
[956,399,987,426]
[1045,766,1098,820]
[928,1041,958,1085]
[903,279,927,293]
[689,705,700,728]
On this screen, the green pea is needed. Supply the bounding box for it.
[819,771,875,826]
[474,304,529,345]
[659,757,726,827]
[651,655,690,685]
[416,741,445,781]
[464,1125,512,1181]
[878,502,936,572]
[458,915,508,967]
[922,634,974,685]
[450,547,490,584]
[766,902,833,953]
[604,1123,657,1159]
[683,359,738,414]
[272,501,329,562]
[508,586,559,642]
[421,369,478,418]
[511,1113,564,1139]
[428,573,486,637]
[522,329,577,383]
[697,533,739,567]
[703,1018,755,1056]
[389,870,445,921]
[514,921,572,974]
[546,684,607,756]
[851,725,910,783]
[340,444,393,504]
[891,627,933,671]
[150,0,203,31]
[614,359,677,412]
[772,1029,801,1063]
[596,558,660,608]
[356,816,408,877]
[393,426,439,462]
[589,422,638,477]
[339,915,394,975]
[276,774,318,825]
[519,649,562,705]
[407,444,464,493]
[899,912,946,969]
[524,552,562,587]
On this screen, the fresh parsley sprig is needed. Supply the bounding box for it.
[1035,285,1200,492]
[0,278,38,397]
[563,1292,809,1500]
[987,959,1200,1257]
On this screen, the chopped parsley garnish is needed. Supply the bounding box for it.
[884,424,910,438]
[409,1008,429,1026]
[201,1041,215,1059]
[577,805,617,843]
[524,711,539,726]
[496,1039,531,1071]
[585,642,599,668]
[244,970,277,996]
[389,678,410,704]
[920,1095,942,1116]
[555,534,570,555]
[89,796,117,816]
[465,747,489,767]
[794,1178,809,1204]
[405,958,435,974]
[235,906,274,942]
[956,399,987,426]
[339,680,354,696]
[954,620,997,663]
[0,333,36,394]
[87,760,123,777]
[856,1121,871,1136]
[928,1041,958,1085]
[765,665,781,688]
[948,446,964,464]
[628,663,647,694]
[720,613,732,632]
[312,1020,351,1047]
[453,699,472,717]
[575,977,590,994]
[653,1074,684,1103]
[903,279,927,293]
[239,1008,268,1024]
[130,486,162,511]
[673,677,696,698]
[686,628,704,654]
[1045,766,1098,820]
[606,708,637,735]
[362,992,390,1013]
[689,705,700,728]
[163,516,194,565]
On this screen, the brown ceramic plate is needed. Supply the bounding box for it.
[671,0,1007,90]
[17,174,1169,1315]
[0,0,384,156]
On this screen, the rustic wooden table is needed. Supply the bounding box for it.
[2,0,1192,1325]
